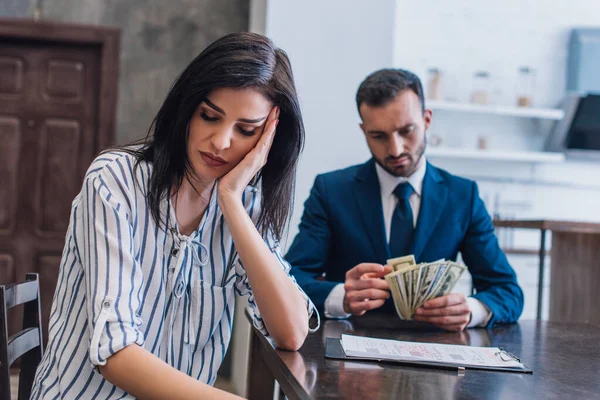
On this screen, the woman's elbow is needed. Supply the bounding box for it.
[276,317,309,351]
[276,330,307,351]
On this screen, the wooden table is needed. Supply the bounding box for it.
[246,313,600,399]
[494,219,600,323]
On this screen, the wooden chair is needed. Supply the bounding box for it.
[0,273,44,400]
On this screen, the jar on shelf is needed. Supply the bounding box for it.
[477,136,488,150]
[516,66,535,107]
[428,133,443,147]
[471,71,490,105]
[426,68,443,100]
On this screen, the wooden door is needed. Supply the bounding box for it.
[0,19,119,343]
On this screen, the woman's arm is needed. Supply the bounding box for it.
[99,345,242,400]
[219,193,309,350]
[217,106,309,350]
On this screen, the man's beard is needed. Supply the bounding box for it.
[373,137,426,178]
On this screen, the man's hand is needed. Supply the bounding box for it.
[343,263,392,316]
[413,293,471,331]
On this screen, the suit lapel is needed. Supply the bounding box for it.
[411,163,447,260]
[352,159,390,263]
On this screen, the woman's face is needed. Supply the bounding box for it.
[187,87,273,181]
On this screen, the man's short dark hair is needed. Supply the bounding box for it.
[356,69,425,117]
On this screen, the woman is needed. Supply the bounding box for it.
[31,32,318,400]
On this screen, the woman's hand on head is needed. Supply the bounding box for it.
[218,106,279,201]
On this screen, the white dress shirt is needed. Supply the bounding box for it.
[324,157,492,327]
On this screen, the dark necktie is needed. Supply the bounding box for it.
[389,182,414,258]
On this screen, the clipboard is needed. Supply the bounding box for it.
[325,337,533,374]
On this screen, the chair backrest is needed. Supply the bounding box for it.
[0,273,44,400]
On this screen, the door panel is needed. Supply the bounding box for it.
[0,37,101,343]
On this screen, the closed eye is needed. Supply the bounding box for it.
[201,112,219,122]
[237,126,258,137]
[201,111,258,136]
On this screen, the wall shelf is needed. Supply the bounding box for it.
[426,147,566,163]
[427,100,564,120]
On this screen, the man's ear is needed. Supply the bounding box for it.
[359,122,366,135]
[423,109,433,130]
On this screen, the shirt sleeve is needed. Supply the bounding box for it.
[467,297,493,328]
[324,283,351,319]
[75,162,145,367]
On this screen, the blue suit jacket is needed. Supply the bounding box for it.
[286,160,523,327]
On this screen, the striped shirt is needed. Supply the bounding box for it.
[31,151,318,399]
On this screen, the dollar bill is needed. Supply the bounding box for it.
[387,255,416,272]
[418,262,449,305]
[384,272,409,319]
[385,263,420,319]
[387,255,416,266]
[412,262,442,310]
[410,266,422,313]
[384,255,467,320]
[426,262,467,301]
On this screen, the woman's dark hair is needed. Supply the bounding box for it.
[355,68,425,117]
[121,32,304,240]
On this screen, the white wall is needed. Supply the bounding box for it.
[392,0,600,319]
[264,0,398,244]
[394,0,600,108]
[393,0,600,155]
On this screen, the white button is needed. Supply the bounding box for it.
[174,280,185,298]
[103,301,111,308]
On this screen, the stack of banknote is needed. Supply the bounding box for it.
[384,255,467,320]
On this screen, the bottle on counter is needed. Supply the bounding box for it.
[471,71,490,105]
[428,133,443,147]
[478,136,488,150]
[516,66,535,107]
[426,68,443,101]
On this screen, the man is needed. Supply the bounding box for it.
[287,69,523,331]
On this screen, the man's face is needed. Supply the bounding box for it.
[359,90,431,178]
